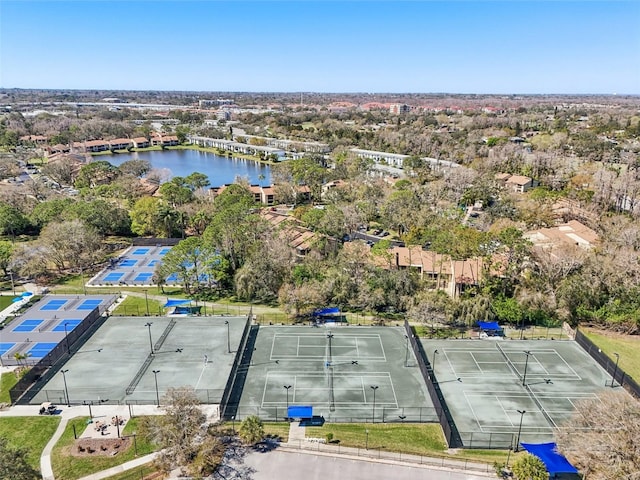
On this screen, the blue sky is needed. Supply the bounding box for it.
[1,1,638,94]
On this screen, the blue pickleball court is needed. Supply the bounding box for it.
[104,272,124,282]
[52,319,82,332]
[159,248,171,255]
[0,343,15,355]
[12,319,43,332]
[78,299,102,310]
[132,248,150,255]
[27,342,58,358]
[40,299,67,311]
[120,259,137,267]
[133,272,153,283]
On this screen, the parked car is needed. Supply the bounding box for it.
[39,402,57,415]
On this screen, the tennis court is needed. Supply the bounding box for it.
[0,343,15,355]
[419,339,614,447]
[30,315,249,405]
[234,326,433,423]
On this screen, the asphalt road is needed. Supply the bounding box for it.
[243,449,490,480]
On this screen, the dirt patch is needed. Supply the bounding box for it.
[71,437,131,457]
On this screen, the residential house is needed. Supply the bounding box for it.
[151,135,179,147]
[19,135,48,145]
[132,137,150,148]
[83,140,111,153]
[505,175,537,193]
[109,138,133,150]
[524,220,599,251]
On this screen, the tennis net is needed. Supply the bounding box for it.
[496,342,523,383]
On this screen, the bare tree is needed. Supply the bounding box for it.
[555,391,640,480]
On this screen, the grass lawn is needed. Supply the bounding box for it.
[0,295,16,310]
[112,295,164,317]
[52,417,156,480]
[582,328,640,381]
[103,465,160,480]
[0,416,60,469]
[304,423,512,464]
[0,371,19,404]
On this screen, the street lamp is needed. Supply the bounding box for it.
[8,270,15,295]
[284,385,292,410]
[84,400,93,421]
[143,289,149,316]
[515,410,526,452]
[224,320,231,354]
[61,369,70,407]
[610,353,620,388]
[152,370,160,407]
[231,415,236,434]
[63,322,71,355]
[145,322,154,355]
[522,351,532,387]
[370,385,379,423]
[327,332,334,362]
[365,429,369,450]
[404,334,409,367]
[432,349,439,376]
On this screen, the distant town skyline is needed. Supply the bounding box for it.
[1,1,638,95]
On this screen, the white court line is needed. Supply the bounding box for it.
[494,396,515,427]
[468,352,485,374]
[269,334,276,361]
[194,362,207,390]
[361,377,366,403]
[297,336,300,357]
[443,349,455,375]
[355,337,360,357]
[463,392,486,433]
[293,375,297,404]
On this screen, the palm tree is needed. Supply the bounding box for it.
[239,415,264,445]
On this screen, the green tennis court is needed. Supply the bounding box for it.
[234,325,434,423]
[419,339,616,448]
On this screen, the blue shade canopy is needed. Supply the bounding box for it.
[477,321,501,330]
[520,443,578,474]
[287,406,313,418]
[314,307,340,316]
[163,299,191,308]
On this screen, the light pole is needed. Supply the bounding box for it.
[63,322,71,355]
[231,415,236,434]
[79,265,87,295]
[404,334,409,367]
[84,401,93,420]
[61,369,70,407]
[327,332,334,362]
[8,270,15,295]
[152,370,160,407]
[515,409,526,451]
[145,322,154,355]
[365,429,369,450]
[143,289,149,316]
[432,349,439,376]
[370,385,379,423]
[224,320,231,353]
[522,351,532,387]
[284,385,292,410]
[610,353,620,388]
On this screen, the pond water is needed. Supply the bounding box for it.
[106,149,271,186]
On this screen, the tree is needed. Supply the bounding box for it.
[118,159,151,177]
[511,453,548,480]
[555,391,640,480]
[0,241,13,276]
[0,202,30,237]
[140,387,208,474]
[38,220,102,272]
[74,160,120,189]
[0,436,40,480]
[238,415,264,445]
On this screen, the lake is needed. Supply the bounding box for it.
[106,149,271,186]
